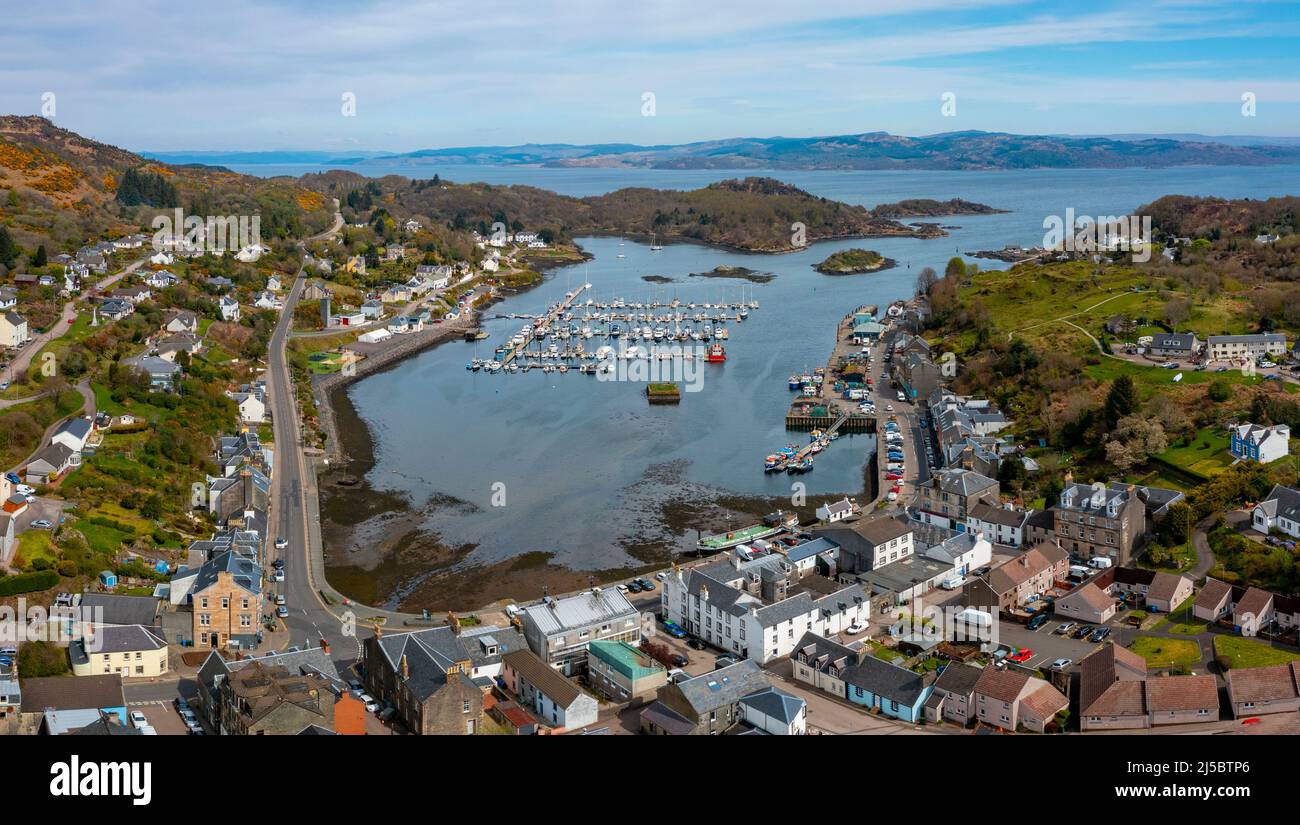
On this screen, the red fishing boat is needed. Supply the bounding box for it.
[706,343,727,363]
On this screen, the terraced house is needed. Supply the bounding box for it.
[914,468,1000,531]
[1079,644,1219,731]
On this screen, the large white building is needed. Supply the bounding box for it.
[1206,333,1286,362]
[660,548,869,665]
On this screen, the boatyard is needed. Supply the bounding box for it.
[466,283,759,374]
[764,304,885,475]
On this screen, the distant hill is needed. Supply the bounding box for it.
[0,116,334,252]
[324,131,1300,171]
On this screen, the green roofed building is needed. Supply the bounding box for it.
[587,640,668,701]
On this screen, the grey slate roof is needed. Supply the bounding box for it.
[375,624,527,702]
[70,625,165,665]
[932,662,983,696]
[841,655,931,706]
[739,686,805,725]
[675,659,771,715]
[77,593,160,627]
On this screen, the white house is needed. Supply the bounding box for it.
[218,296,241,322]
[230,392,266,424]
[1230,422,1290,464]
[965,502,1031,547]
[1207,333,1287,362]
[922,531,993,578]
[738,686,807,735]
[1254,484,1300,539]
[149,251,175,266]
[816,497,859,524]
[235,243,271,263]
[51,417,93,453]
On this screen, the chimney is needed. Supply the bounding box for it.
[700,585,710,602]
[400,654,409,680]
[448,611,461,634]
[1063,471,1073,485]
[1020,556,1029,567]
[372,621,382,640]
[318,638,330,655]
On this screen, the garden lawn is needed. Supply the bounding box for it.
[1127,636,1202,671]
[1214,635,1300,669]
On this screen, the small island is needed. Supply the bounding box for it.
[814,248,896,275]
[641,275,676,284]
[687,264,775,283]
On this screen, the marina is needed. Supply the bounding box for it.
[466,285,760,374]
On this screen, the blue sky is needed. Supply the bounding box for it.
[1,0,1298,152]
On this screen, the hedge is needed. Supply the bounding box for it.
[0,569,60,596]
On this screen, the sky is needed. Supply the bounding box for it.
[1,0,1299,152]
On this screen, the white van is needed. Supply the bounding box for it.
[941,575,966,590]
[896,391,906,402]
[1087,556,1114,569]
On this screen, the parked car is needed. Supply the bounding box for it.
[275,536,288,549]
[1007,648,1034,663]
[667,668,690,684]
[275,594,286,606]
[626,580,643,593]
[686,638,706,650]
[272,558,285,570]
[358,693,379,712]
[616,584,629,593]
[129,710,148,728]
[15,484,34,495]
[1072,625,1094,639]
[635,578,656,591]
[1089,626,1112,643]
[1026,613,1049,630]
[4,472,20,485]
[1055,622,1078,635]
[271,570,285,582]
[31,519,53,529]
[1050,658,1073,671]
[844,622,867,635]
[670,654,689,668]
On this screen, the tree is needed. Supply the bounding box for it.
[944,256,967,279]
[1103,375,1138,429]
[1160,501,1195,546]
[140,493,165,521]
[997,456,1027,492]
[1163,297,1192,329]
[914,266,938,298]
[1104,415,1168,471]
[1207,379,1232,403]
[0,226,16,268]
[33,244,47,268]
[17,640,70,677]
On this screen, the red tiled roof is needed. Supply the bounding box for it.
[1226,662,1300,705]
[974,665,1029,704]
[1144,675,1218,713]
[1195,578,1232,612]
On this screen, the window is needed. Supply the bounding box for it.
[462,700,471,713]
[221,597,229,610]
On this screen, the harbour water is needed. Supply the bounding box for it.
[295,164,1300,573]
